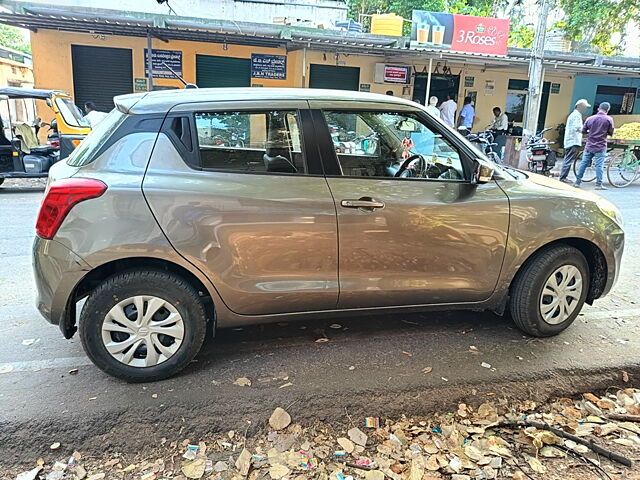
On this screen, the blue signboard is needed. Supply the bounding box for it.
[144,49,183,79]
[251,54,287,80]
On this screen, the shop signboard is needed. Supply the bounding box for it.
[134,78,147,91]
[410,11,509,56]
[251,54,287,80]
[144,49,183,79]
[383,65,410,83]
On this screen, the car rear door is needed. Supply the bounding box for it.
[143,100,338,315]
[309,100,510,309]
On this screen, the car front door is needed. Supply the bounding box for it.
[143,101,338,315]
[309,101,510,309]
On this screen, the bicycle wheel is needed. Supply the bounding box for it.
[573,156,596,182]
[607,150,640,188]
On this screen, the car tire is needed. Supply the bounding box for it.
[79,270,208,382]
[509,244,589,337]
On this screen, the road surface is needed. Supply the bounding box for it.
[1,178,639,468]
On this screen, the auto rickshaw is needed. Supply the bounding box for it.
[0,87,90,186]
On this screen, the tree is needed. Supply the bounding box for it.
[508,23,534,48]
[0,24,30,54]
[559,0,639,55]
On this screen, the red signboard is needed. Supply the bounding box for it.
[384,65,410,83]
[450,14,510,55]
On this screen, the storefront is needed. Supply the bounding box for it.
[2,4,638,144]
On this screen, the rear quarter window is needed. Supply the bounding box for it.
[66,110,126,167]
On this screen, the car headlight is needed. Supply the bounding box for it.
[597,198,623,226]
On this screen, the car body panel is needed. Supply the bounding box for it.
[492,173,624,298]
[143,133,339,316]
[326,178,509,307]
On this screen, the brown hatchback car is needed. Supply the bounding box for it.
[33,88,624,381]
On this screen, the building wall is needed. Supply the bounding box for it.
[571,75,640,115]
[0,58,33,87]
[30,28,576,142]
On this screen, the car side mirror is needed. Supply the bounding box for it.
[472,158,494,184]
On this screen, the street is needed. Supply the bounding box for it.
[1,179,639,469]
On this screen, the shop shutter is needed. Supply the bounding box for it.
[71,45,133,112]
[309,65,360,91]
[196,55,251,87]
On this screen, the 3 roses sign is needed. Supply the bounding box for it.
[410,11,510,56]
[450,15,510,55]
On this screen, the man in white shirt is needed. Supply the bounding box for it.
[559,98,590,183]
[83,101,108,128]
[425,96,440,118]
[488,107,508,132]
[439,94,457,128]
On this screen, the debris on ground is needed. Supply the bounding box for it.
[10,388,640,479]
[233,377,252,387]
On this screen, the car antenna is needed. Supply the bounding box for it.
[162,62,198,89]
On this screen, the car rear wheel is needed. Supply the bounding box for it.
[79,270,208,382]
[509,245,589,337]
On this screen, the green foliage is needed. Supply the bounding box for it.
[559,0,639,54]
[508,23,534,48]
[0,25,30,54]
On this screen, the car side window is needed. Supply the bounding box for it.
[324,111,465,181]
[194,111,306,174]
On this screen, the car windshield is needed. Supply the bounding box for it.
[55,97,89,128]
[66,109,125,166]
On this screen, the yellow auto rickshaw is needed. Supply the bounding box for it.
[0,87,90,186]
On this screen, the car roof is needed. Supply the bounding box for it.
[115,87,422,114]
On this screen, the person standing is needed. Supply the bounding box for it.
[574,102,615,190]
[558,99,590,183]
[83,101,108,127]
[457,96,475,130]
[439,94,457,128]
[425,96,440,118]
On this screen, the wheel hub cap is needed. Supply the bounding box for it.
[101,295,185,368]
[539,265,583,325]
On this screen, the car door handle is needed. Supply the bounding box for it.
[341,198,385,209]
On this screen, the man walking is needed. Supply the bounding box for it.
[559,99,590,183]
[457,96,475,131]
[439,94,457,128]
[574,102,615,190]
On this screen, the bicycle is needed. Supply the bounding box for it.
[606,144,640,188]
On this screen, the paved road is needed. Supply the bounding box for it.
[1,179,639,467]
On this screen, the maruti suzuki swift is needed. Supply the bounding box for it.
[32,88,624,382]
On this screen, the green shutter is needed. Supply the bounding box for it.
[196,55,251,88]
[309,64,360,91]
[72,45,133,111]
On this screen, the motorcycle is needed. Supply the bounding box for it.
[459,127,501,164]
[526,127,557,175]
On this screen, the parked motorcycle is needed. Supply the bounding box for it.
[526,127,557,175]
[460,128,501,164]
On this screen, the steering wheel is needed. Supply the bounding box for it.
[394,154,427,178]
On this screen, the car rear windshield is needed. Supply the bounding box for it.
[66,109,126,166]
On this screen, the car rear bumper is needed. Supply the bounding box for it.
[33,236,91,332]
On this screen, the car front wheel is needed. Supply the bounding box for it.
[79,270,208,382]
[509,245,589,337]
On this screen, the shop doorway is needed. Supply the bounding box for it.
[196,55,251,88]
[309,64,360,91]
[71,45,133,112]
[412,74,460,106]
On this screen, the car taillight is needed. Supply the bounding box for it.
[36,178,107,239]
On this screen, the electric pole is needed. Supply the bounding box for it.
[523,0,551,135]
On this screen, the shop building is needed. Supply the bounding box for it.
[1,3,639,142]
[0,45,33,88]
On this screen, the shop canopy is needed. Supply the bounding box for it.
[1,0,640,77]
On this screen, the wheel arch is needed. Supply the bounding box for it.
[61,256,217,339]
[509,237,608,305]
